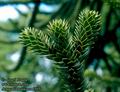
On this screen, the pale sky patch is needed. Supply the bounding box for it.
[0,5,19,21]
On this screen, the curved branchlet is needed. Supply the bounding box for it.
[47,19,70,50]
[19,27,50,55]
[19,9,101,92]
[73,8,101,60]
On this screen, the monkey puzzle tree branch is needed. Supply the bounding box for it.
[19,9,101,92]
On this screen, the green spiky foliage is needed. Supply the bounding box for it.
[19,9,101,92]
[73,9,101,57]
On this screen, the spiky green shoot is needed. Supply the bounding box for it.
[19,9,101,92]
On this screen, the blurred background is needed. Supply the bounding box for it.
[0,0,120,92]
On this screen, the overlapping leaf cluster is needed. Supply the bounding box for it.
[19,9,101,92]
